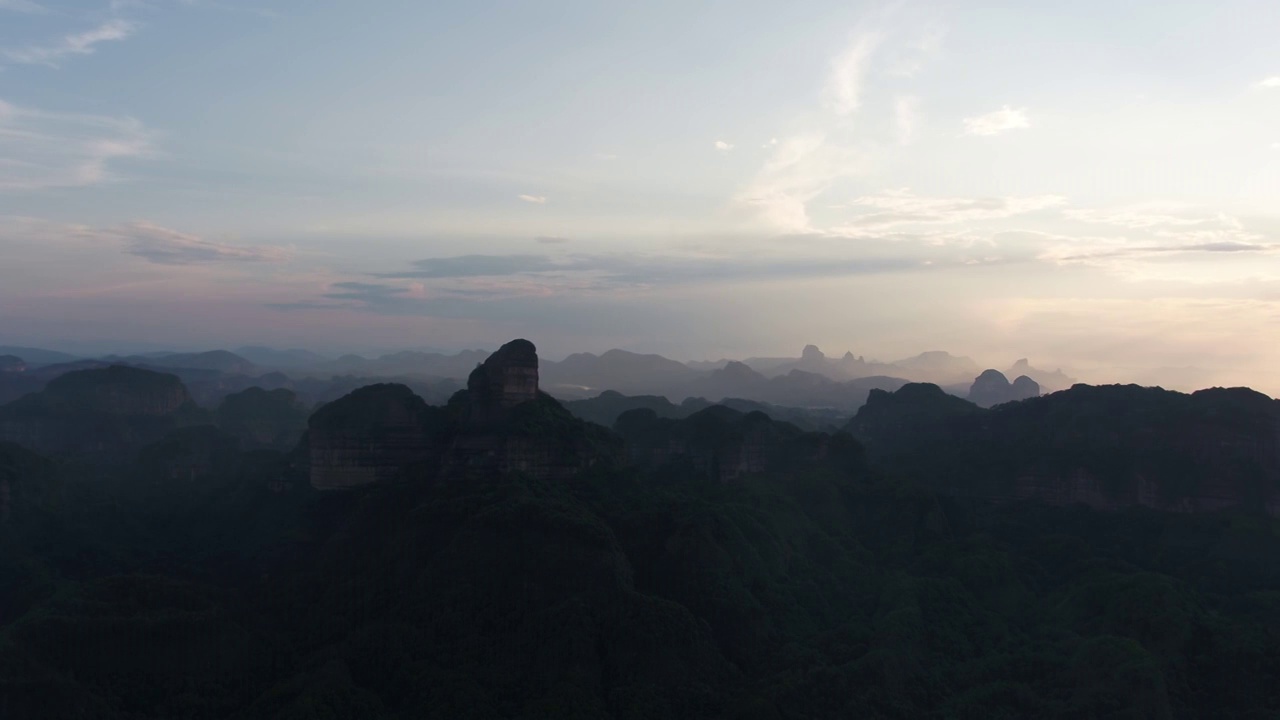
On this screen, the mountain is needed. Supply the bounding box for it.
[541,349,701,396]
[681,363,909,411]
[1007,358,1075,392]
[891,350,981,385]
[319,349,490,379]
[215,387,310,450]
[0,441,56,526]
[615,404,862,482]
[306,339,619,491]
[234,346,330,368]
[968,369,1040,408]
[564,390,851,432]
[118,350,258,375]
[0,346,80,366]
[0,355,25,374]
[564,391,688,427]
[849,381,1280,515]
[4,339,1280,717]
[0,365,204,459]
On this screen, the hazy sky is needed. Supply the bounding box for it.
[2,1,1279,390]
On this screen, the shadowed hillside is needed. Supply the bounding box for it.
[1,341,1279,718]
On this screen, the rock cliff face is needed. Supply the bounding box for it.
[0,366,199,457]
[307,384,443,491]
[466,339,539,425]
[305,340,618,489]
[443,339,620,480]
[616,405,857,483]
[38,365,192,416]
[850,383,1280,516]
[968,369,1040,408]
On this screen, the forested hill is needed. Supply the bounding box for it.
[1,340,1278,718]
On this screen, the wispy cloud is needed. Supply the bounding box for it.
[1041,239,1275,265]
[0,0,46,13]
[738,17,946,235]
[963,106,1030,136]
[738,132,861,234]
[276,250,963,315]
[1256,77,1280,89]
[894,95,919,145]
[1065,203,1243,230]
[0,99,152,191]
[0,215,291,267]
[109,221,291,265]
[830,189,1066,236]
[4,20,136,67]
[714,140,734,152]
[824,32,881,116]
[517,194,547,204]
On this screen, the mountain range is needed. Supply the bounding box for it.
[1,338,1278,717]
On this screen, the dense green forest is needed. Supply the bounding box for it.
[3,423,1280,718]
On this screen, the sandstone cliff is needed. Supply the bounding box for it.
[306,383,444,490]
[305,339,619,489]
[442,339,620,480]
[850,382,1280,516]
[0,366,201,458]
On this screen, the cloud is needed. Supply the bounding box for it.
[1065,204,1242,230]
[517,194,547,204]
[824,32,881,116]
[737,21,942,234]
[1256,77,1280,89]
[894,95,919,145]
[737,132,861,234]
[1042,240,1275,265]
[4,20,136,66]
[962,105,1030,136]
[0,0,46,13]
[714,140,734,152]
[111,221,290,265]
[1272,142,1280,151]
[762,138,778,149]
[830,189,1066,235]
[0,99,152,191]
[535,235,570,244]
[279,250,958,316]
[376,254,557,279]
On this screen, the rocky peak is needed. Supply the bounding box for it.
[969,369,1013,408]
[466,339,539,423]
[39,365,191,416]
[1011,375,1041,400]
[717,361,763,382]
[801,345,825,362]
[307,383,440,490]
[970,369,1041,408]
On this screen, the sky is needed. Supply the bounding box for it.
[1,0,1279,391]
